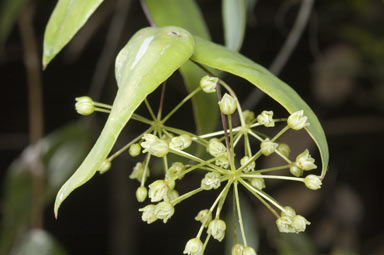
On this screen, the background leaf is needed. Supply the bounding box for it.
[223,0,246,51]
[0,0,29,45]
[145,0,218,134]
[191,37,329,177]
[42,0,103,67]
[0,123,91,255]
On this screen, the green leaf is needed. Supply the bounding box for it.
[223,0,246,51]
[54,26,195,217]
[277,233,315,255]
[0,123,91,255]
[145,0,218,134]
[0,0,29,45]
[11,229,67,255]
[42,0,103,68]
[191,37,329,177]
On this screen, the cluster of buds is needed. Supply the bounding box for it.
[74,73,324,254]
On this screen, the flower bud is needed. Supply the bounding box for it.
[277,143,290,158]
[289,164,303,177]
[129,162,150,182]
[304,175,322,190]
[195,209,212,226]
[243,246,257,255]
[281,206,296,217]
[166,162,185,180]
[260,138,278,156]
[296,149,317,171]
[256,110,275,127]
[242,110,255,124]
[215,155,229,169]
[287,110,309,130]
[292,215,310,233]
[232,244,244,255]
[180,134,192,149]
[201,172,221,190]
[208,219,226,241]
[183,238,203,255]
[75,96,95,115]
[250,177,265,190]
[276,216,295,233]
[200,75,218,93]
[98,159,111,174]
[139,204,157,224]
[208,138,226,157]
[155,201,175,223]
[240,156,256,173]
[136,186,148,202]
[166,189,179,201]
[141,134,169,157]
[170,134,192,150]
[218,93,237,115]
[129,143,141,157]
[148,180,169,202]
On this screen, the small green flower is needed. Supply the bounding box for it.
[215,155,230,169]
[304,175,322,190]
[129,162,150,182]
[207,219,226,242]
[136,186,147,202]
[166,162,185,180]
[281,206,296,217]
[200,75,218,93]
[218,93,237,115]
[139,204,157,224]
[155,201,175,223]
[243,246,257,255]
[277,143,290,158]
[289,164,303,177]
[256,110,275,127]
[242,110,255,124]
[129,143,141,157]
[292,215,310,233]
[232,244,244,255]
[250,177,265,190]
[75,96,95,115]
[276,216,295,233]
[208,138,226,157]
[240,156,256,173]
[98,159,111,174]
[201,172,221,190]
[287,110,309,130]
[141,134,169,157]
[260,138,278,156]
[296,149,317,171]
[148,180,169,202]
[195,209,212,226]
[184,238,203,255]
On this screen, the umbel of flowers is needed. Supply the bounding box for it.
[75,74,323,255]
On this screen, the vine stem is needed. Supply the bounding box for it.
[234,182,248,246]
[140,0,156,27]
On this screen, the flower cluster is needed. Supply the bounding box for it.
[76,74,324,254]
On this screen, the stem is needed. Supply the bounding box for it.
[139,0,156,27]
[161,87,201,123]
[157,82,167,120]
[144,98,157,121]
[228,115,236,170]
[271,125,289,142]
[241,174,303,182]
[172,187,204,205]
[140,153,151,186]
[234,182,247,246]
[182,158,218,176]
[254,164,291,174]
[131,114,154,125]
[163,125,208,146]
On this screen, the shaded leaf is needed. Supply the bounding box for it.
[145,0,218,134]
[11,229,67,255]
[223,0,246,51]
[191,37,329,177]
[0,123,91,255]
[0,0,29,45]
[277,233,315,255]
[42,0,104,67]
[54,26,195,217]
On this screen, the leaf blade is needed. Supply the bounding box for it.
[191,37,329,177]
[54,26,195,217]
[145,0,218,134]
[223,0,246,51]
[42,0,104,67]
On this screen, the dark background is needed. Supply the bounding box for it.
[1,0,384,254]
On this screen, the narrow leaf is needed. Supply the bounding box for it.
[42,0,103,68]
[54,26,195,217]
[191,37,329,177]
[223,0,246,51]
[145,0,218,134]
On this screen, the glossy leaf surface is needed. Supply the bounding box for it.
[223,0,246,51]
[54,26,194,217]
[191,37,329,177]
[145,0,218,134]
[42,0,103,67]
